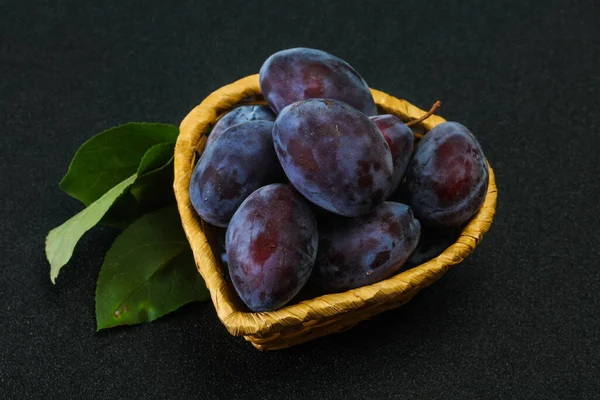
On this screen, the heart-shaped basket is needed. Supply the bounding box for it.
[174,74,498,350]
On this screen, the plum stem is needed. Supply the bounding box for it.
[405,101,442,127]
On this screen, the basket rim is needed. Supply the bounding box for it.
[174,74,498,337]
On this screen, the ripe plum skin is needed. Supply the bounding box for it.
[312,202,421,292]
[273,98,393,217]
[406,121,488,227]
[206,105,275,148]
[226,184,318,312]
[189,120,283,227]
[259,47,377,116]
[370,114,414,193]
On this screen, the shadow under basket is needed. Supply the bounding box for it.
[174,74,498,350]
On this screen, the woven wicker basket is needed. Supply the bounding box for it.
[174,74,498,350]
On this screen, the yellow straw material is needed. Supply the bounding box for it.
[174,74,498,350]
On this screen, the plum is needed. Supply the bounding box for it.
[259,47,377,116]
[370,114,414,193]
[189,120,284,227]
[206,105,275,148]
[273,98,393,216]
[226,184,318,312]
[406,121,488,227]
[313,202,421,292]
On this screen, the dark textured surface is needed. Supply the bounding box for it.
[1,0,598,398]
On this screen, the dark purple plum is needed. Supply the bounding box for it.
[313,202,421,292]
[370,114,414,193]
[189,120,284,227]
[273,99,393,216]
[406,121,488,227]
[207,105,275,148]
[226,184,318,312]
[259,47,377,116]
[407,225,461,266]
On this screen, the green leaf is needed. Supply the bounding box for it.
[46,174,137,284]
[95,206,209,330]
[59,123,178,206]
[136,142,176,176]
[128,157,176,214]
[101,143,176,228]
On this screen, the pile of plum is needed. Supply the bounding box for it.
[189,48,489,312]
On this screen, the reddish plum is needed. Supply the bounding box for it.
[260,47,377,116]
[370,114,414,193]
[273,99,393,216]
[406,122,488,227]
[226,184,318,312]
[313,202,421,292]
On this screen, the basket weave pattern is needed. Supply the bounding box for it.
[174,74,498,350]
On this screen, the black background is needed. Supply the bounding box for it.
[1,1,599,398]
